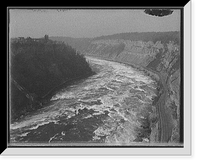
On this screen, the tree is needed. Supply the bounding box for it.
[44,35,49,41]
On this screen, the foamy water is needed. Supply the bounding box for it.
[10,57,158,144]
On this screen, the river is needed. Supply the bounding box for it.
[10,57,158,145]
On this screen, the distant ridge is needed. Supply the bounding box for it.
[51,31,179,40]
[50,31,180,52]
[93,31,180,44]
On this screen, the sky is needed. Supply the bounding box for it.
[9,9,181,38]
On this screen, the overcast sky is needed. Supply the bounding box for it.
[9,9,181,38]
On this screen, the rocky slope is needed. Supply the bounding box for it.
[52,32,181,144]
[10,36,94,122]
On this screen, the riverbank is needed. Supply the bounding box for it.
[11,71,96,124]
[42,72,96,101]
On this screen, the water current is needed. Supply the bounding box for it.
[10,57,158,145]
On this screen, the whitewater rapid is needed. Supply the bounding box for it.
[10,57,158,145]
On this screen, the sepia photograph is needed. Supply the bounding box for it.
[7,7,186,152]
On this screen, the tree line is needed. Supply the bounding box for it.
[10,36,93,121]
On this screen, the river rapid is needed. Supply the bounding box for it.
[10,57,158,145]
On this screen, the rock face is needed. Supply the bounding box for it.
[83,39,163,67]
[52,32,181,143]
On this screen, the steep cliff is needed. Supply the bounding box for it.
[10,37,94,122]
[83,39,163,67]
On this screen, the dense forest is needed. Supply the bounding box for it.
[10,36,93,122]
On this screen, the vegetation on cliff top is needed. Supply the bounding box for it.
[94,31,180,44]
[10,35,93,122]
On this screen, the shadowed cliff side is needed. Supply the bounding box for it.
[10,36,94,122]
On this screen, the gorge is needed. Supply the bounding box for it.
[10,31,182,145]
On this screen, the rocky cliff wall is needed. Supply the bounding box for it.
[83,39,164,66]
[81,38,181,143]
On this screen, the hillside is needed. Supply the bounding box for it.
[94,31,180,44]
[50,36,92,52]
[10,36,94,122]
[51,31,181,143]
